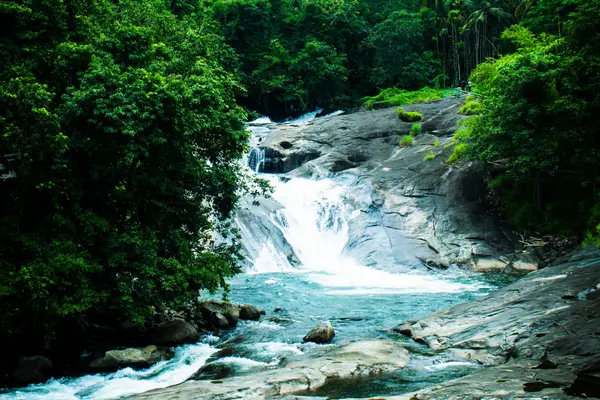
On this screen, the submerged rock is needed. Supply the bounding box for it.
[303,321,335,344]
[131,340,409,399]
[89,345,174,371]
[146,319,199,346]
[12,356,53,384]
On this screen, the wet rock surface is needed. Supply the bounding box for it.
[12,356,53,384]
[254,100,542,270]
[239,304,265,321]
[145,319,200,346]
[131,340,409,399]
[397,248,600,399]
[303,321,335,344]
[89,345,174,372]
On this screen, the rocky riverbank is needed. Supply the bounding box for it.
[396,247,600,399]
[132,340,410,399]
[0,301,265,387]
[127,248,600,400]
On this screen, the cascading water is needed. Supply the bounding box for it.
[248,147,265,173]
[258,176,476,295]
[1,110,502,400]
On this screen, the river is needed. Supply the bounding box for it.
[1,111,511,400]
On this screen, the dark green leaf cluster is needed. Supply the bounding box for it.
[0,0,252,347]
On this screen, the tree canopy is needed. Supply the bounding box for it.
[452,0,600,235]
[0,0,252,349]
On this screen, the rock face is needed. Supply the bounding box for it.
[233,196,301,271]
[145,319,199,346]
[131,340,409,399]
[303,321,335,344]
[252,100,537,269]
[397,248,600,399]
[12,356,53,384]
[89,345,174,372]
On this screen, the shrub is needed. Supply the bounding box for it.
[424,152,436,161]
[447,143,469,163]
[410,123,421,136]
[458,100,484,115]
[399,135,414,147]
[397,107,423,122]
[361,87,444,110]
[583,224,600,248]
[433,139,440,147]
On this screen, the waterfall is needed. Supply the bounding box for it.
[248,176,478,295]
[248,147,265,173]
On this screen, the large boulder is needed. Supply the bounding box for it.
[146,319,199,346]
[303,321,335,344]
[89,345,174,372]
[209,311,230,329]
[239,304,264,321]
[13,356,53,384]
[196,301,240,329]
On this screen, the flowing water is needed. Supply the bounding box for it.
[1,111,509,399]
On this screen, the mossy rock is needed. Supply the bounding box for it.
[397,107,423,122]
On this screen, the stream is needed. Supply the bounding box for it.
[1,112,511,400]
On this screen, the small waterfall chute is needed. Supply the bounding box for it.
[248,147,265,173]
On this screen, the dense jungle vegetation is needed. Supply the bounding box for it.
[1,0,599,352]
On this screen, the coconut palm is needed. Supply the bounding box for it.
[463,0,512,63]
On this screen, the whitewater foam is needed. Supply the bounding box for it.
[252,177,481,294]
[0,344,217,400]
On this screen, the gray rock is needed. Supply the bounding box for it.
[130,340,409,399]
[90,345,174,371]
[146,319,199,346]
[397,248,600,399]
[239,304,263,320]
[209,311,230,329]
[252,100,520,269]
[196,301,240,328]
[13,356,52,384]
[303,321,335,344]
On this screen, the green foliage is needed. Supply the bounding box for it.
[424,152,436,161]
[452,0,600,235]
[583,224,600,248]
[399,135,414,146]
[447,143,469,163]
[0,0,261,348]
[397,107,424,122]
[458,98,484,115]
[367,11,441,89]
[362,87,443,109]
[433,139,440,147]
[410,123,422,136]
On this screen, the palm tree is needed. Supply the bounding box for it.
[463,0,512,64]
